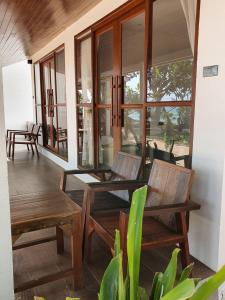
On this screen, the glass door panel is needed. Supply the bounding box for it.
[122,13,145,104]
[57,106,68,158]
[121,109,143,156]
[42,58,57,151]
[97,28,115,167]
[98,108,113,168]
[78,107,94,167]
[146,106,191,166]
[55,49,66,104]
[98,30,113,104]
[96,10,145,166]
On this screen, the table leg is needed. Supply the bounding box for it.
[71,212,83,289]
[56,226,64,254]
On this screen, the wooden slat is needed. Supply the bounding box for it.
[0,0,101,65]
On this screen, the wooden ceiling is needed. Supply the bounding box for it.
[0,0,101,66]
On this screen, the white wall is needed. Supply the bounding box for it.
[0,68,14,299]
[190,0,225,272]
[3,60,34,130]
[31,0,129,170]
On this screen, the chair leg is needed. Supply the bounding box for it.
[179,239,190,269]
[30,144,34,155]
[56,226,64,255]
[8,142,12,157]
[26,144,30,151]
[86,224,94,264]
[71,213,83,289]
[12,143,15,160]
[176,212,191,269]
[34,142,39,159]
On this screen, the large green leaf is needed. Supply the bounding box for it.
[114,229,121,256]
[137,286,149,300]
[161,248,180,295]
[150,272,164,300]
[178,263,194,285]
[152,272,164,300]
[160,279,195,300]
[127,185,148,300]
[190,265,225,300]
[98,254,120,300]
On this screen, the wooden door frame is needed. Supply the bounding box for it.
[38,46,68,160]
[74,0,201,170]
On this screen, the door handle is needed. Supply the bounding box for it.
[117,76,124,127]
[111,76,117,127]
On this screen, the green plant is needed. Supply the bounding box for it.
[98,185,225,300]
[35,186,225,300]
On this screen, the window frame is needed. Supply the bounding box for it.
[34,44,68,161]
[74,0,201,170]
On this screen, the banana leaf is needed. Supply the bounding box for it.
[161,248,180,295]
[190,265,225,300]
[151,272,164,300]
[160,278,195,300]
[98,254,120,300]
[178,263,194,285]
[127,185,148,300]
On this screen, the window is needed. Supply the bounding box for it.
[145,0,195,170]
[34,46,68,160]
[75,0,198,171]
[75,35,94,168]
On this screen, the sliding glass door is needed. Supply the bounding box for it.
[95,8,146,168]
[35,46,68,160]
[75,0,197,171]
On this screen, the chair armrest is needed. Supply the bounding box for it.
[142,201,200,217]
[174,155,188,162]
[87,180,148,193]
[7,130,27,139]
[120,201,200,216]
[64,168,112,175]
[60,168,113,191]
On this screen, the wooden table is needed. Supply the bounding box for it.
[10,191,83,293]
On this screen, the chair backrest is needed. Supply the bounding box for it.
[111,151,142,180]
[149,148,176,165]
[26,122,34,132]
[146,159,194,207]
[32,124,41,138]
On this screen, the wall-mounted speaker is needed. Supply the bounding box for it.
[27,59,32,64]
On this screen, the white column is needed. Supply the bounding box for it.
[190,0,225,273]
[0,67,14,298]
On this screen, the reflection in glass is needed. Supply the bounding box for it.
[146,107,191,166]
[121,109,143,156]
[98,31,113,104]
[78,107,93,167]
[122,13,145,104]
[57,107,68,159]
[77,37,93,104]
[98,109,113,167]
[36,105,43,145]
[55,50,66,104]
[147,0,194,102]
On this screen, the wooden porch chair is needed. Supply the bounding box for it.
[60,152,143,233]
[6,121,34,151]
[8,124,41,160]
[87,159,200,268]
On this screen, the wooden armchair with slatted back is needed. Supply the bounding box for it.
[60,152,143,236]
[87,159,200,268]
